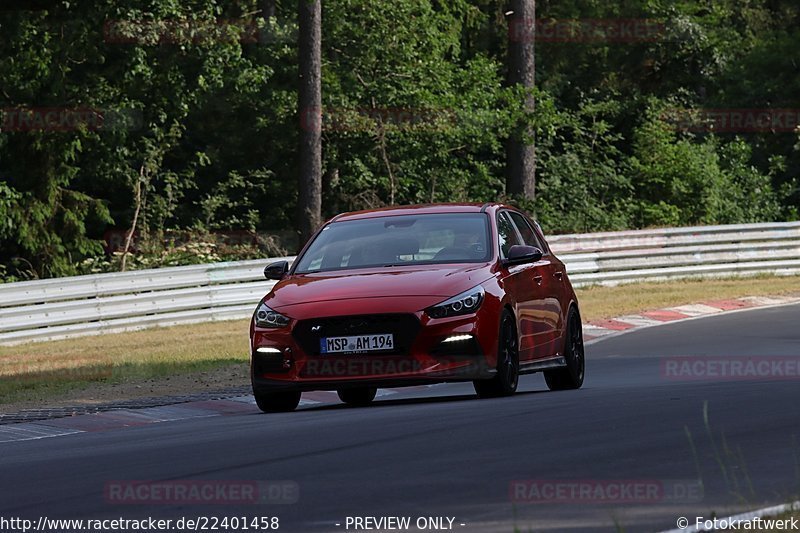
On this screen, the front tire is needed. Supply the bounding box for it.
[544,307,585,391]
[474,310,519,398]
[337,387,377,407]
[254,390,302,413]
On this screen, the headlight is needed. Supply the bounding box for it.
[254,301,290,328]
[426,285,485,319]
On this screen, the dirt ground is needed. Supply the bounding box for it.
[1,363,250,413]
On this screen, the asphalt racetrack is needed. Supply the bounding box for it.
[1,303,799,532]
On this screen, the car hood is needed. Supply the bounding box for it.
[264,264,492,311]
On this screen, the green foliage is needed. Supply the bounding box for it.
[0,182,20,240]
[628,102,781,227]
[533,92,634,233]
[320,0,511,212]
[76,230,287,275]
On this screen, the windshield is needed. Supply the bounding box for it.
[294,213,491,274]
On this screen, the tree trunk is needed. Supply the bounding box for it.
[120,165,145,272]
[505,0,536,200]
[297,0,323,248]
[261,0,276,20]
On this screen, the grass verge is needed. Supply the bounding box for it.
[1,274,799,411]
[577,274,800,320]
[0,320,250,411]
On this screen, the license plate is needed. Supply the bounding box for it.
[320,333,394,354]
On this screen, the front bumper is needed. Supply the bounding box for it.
[251,311,496,392]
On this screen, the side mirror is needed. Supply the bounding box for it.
[504,245,543,266]
[264,260,289,280]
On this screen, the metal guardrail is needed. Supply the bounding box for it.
[547,222,800,285]
[0,259,292,345]
[1,222,799,345]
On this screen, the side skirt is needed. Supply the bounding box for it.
[519,356,566,375]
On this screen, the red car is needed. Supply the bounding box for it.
[250,203,584,412]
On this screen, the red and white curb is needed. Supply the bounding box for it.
[0,387,425,443]
[582,295,800,343]
[0,403,233,443]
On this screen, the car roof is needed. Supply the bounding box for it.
[329,203,506,223]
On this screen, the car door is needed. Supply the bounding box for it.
[497,210,546,362]
[506,211,565,358]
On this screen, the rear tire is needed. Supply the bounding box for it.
[544,307,585,391]
[337,387,377,406]
[254,390,302,413]
[474,310,519,398]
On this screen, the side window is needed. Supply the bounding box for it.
[508,211,545,251]
[497,212,522,258]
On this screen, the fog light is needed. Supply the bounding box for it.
[442,334,474,343]
[256,347,282,354]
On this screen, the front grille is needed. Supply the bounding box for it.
[293,314,421,356]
